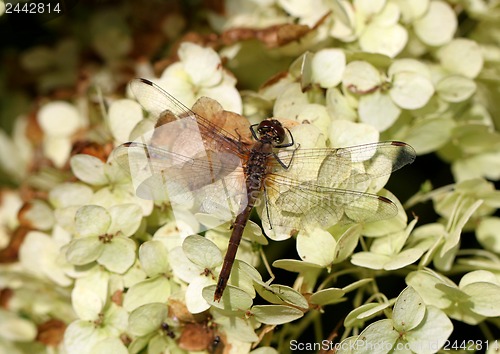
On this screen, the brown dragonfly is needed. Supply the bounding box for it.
[112,78,416,301]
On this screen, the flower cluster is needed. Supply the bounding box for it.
[0,1,499,353]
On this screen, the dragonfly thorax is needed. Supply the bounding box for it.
[256,119,286,145]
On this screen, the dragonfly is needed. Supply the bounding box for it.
[112,78,416,301]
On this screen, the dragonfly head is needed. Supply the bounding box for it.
[257,119,286,145]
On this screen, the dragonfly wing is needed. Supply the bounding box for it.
[129,78,250,154]
[260,176,397,240]
[113,79,254,232]
[271,141,416,192]
[112,141,248,231]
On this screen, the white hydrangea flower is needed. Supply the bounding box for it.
[37,101,84,168]
[65,204,142,274]
[19,229,73,286]
[342,59,434,131]
[328,0,408,57]
[209,0,289,30]
[157,42,242,114]
[64,303,128,354]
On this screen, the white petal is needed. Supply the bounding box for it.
[107,204,142,237]
[98,237,136,274]
[43,136,72,168]
[437,39,483,79]
[75,205,111,237]
[178,42,222,87]
[108,99,143,143]
[311,49,346,88]
[413,1,457,46]
[358,91,401,131]
[185,276,215,314]
[329,119,379,148]
[70,154,108,186]
[342,61,381,93]
[38,101,81,136]
[390,71,435,109]
[359,24,408,58]
[199,84,242,114]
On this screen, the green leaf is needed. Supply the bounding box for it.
[405,306,453,353]
[333,224,362,263]
[215,315,258,342]
[203,285,253,311]
[393,287,426,332]
[272,259,323,273]
[128,303,168,336]
[351,252,389,269]
[310,288,346,306]
[461,282,500,317]
[250,305,303,325]
[183,235,222,269]
[228,260,257,298]
[297,227,336,266]
[356,319,399,352]
[406,270,455,309]
[344,303,390,327]
[123,277,171,312]
[255,284,309,309]
[384,248,425,270]
[342,278,373,293]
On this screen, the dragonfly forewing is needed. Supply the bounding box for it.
[112,115,248,235]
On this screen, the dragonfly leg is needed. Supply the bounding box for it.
[250,123,260,140]
[272,143,301,169]
[263,185,272,230]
